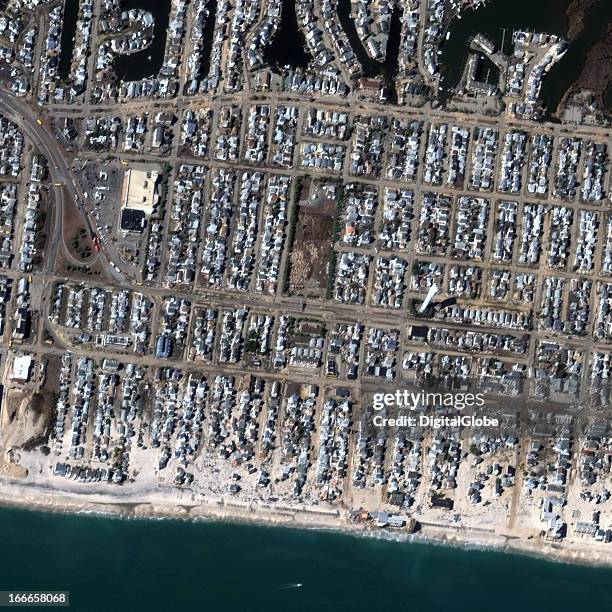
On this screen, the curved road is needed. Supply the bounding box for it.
[0,91,125,282]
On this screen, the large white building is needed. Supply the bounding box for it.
[119,168,159,233]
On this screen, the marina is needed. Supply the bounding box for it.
[438,0,612,113]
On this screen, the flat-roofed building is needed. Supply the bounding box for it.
[119,168,159,233]
[11,354,32,383]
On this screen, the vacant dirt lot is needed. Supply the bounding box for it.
[288,179,337,299]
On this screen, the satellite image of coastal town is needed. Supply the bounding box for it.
[0,0,611,609]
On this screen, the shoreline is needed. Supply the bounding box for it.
[1,481,611,570]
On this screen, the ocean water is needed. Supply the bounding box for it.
[2,507,612,611]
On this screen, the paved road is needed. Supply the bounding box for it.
[0,90,126,282]
[0,93,67,272]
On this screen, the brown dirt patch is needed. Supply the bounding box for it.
[287,182,337,299]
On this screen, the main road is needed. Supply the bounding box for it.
[0,90,125,281]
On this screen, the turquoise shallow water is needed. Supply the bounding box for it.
[1,506,612,611]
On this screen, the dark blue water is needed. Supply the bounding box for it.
[2,506,612,612]
[263,0,311,69]
[58,0,80,81]
[195,0,218,81]
[439,0,612,113]
[113,0,172,81]
[337,0,402,83]
[541,0,612,113]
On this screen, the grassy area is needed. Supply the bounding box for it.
[325,184,344,300]
[281,176,304,292]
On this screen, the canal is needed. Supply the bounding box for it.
[195,0,218,81]
[337,0,402,99]
[58,0,80,81]
[263,0,311,69]
[48,0,612,114]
